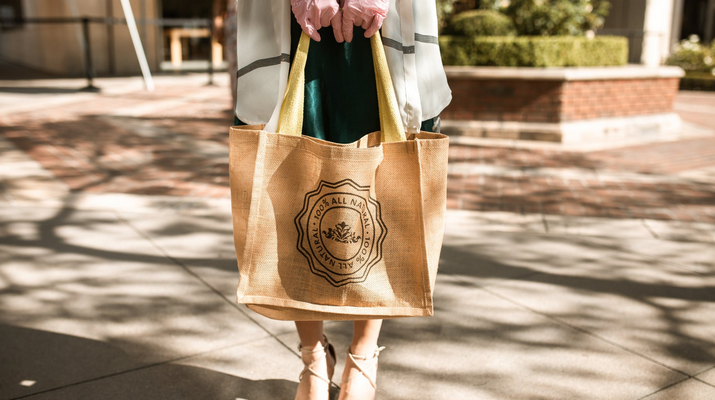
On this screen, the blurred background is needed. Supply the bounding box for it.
[1,2,714,400]
[0,0,713,76]
[0,0,224,76]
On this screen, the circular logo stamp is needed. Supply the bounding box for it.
[295,179,387,287]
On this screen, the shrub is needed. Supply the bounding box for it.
[436,0,458,32]
[680,71,715,92]
[446,10,516,37]
[440,35,628,67]
[480,0,611,36]
[666,35,715,74]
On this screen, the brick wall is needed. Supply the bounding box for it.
[442,77,681,123]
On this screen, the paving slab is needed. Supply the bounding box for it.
[16,337,301,400]
[641,219,715,243]
[438,212,715,376]
[0,266,269,399]
[114,210,299,337]
[0,136,69,206]
[68,193,233,218]
[0,241,158,292]
[1,323,149,400]
[696,366,715,386]
[275,274,685,400]
[0,206,176,287]
[0,204,270,399]
[577,234,715,276]
[0,206,175,291]
[445,209,547,234]
[441,226,670,289]
[478,269,715,376]
[542,214,658,239]
[640,378,715,400]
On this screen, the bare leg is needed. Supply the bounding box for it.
[339,319,384,400]
[296,321,324,350]
[295,321,335,400]
[350,320,383,355]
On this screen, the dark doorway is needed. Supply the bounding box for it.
[160,0,214,63]
[161,0,212,19]
[680,0,709,40]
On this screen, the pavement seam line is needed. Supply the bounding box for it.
[113,211,301,358]
[633,376,695,400]
[695,364,715,376]
[540,212,550,233]
[449,273,694,379]
[8,337,272,400]
[640,219,660,239]
[693,376,715,389]
[692,365,715,389]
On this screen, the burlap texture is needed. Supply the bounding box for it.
[229,32,449,320]
[229,129,448,320]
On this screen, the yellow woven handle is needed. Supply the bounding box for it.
[276,31,407,143]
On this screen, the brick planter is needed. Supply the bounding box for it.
[441,66,684,144]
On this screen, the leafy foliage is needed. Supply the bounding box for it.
[666,35,715,74]
[436,0,459,32]
[479,0,610,36]
[440,35,628,67]
[445,10,516,37]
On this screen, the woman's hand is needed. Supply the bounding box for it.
[341,0,389,42]
[291,0,344,42]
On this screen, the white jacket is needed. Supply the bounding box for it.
[235,0,452,133]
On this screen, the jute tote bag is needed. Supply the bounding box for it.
[229,31,449,321]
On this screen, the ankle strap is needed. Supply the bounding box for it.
[344,346,386,389]
[297,335,334,387]
[298,335,330,355]
[349,346,385,361]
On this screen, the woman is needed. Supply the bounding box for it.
[234,1,451,399]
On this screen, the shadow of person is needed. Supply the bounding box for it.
[0,324,296,400]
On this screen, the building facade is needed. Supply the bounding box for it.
[0,0,163,76]
[1,0,714,76]
[0,0,221,77]
[600,0,715,66]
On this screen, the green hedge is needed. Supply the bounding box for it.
[446,10,516,37]
[440,36,629,67]
[680,71,715,91]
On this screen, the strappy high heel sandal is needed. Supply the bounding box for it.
[295,335,336,400]
[338,346,386,400]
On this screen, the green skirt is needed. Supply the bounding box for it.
[235,14,436,143]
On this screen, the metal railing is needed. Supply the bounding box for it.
[0,17,216,90]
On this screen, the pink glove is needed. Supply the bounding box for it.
[291,0,344,42]
[341,0,389,42]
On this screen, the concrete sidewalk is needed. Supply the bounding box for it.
[2,74,715,223]
[1,74,714,399]
[1,130,714,400]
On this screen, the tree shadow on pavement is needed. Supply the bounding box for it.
[2,102,715,399]
[0,112,232,198]
[373,232,715,399]
[0,324,295,400]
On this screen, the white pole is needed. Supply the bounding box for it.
[120,0,155,91]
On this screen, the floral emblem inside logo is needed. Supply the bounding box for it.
[323,221,361,244]
[295,179,387,287]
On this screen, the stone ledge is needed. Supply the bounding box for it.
[444,65,685,81]
[442,113,682,144]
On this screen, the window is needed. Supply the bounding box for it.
[0,0,24,30]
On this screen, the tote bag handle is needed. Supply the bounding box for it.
[276,31,407,143]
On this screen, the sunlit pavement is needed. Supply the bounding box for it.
[0,74,714,399]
